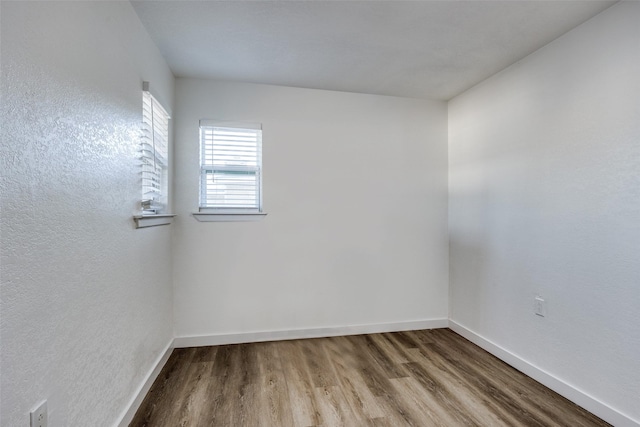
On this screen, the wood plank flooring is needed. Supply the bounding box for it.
[130,329,609,427]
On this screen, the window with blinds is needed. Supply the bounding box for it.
[141,86,170,214]
[199,122,262,212]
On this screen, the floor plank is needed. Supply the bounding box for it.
[130,329,610,427]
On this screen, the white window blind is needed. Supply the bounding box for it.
[141,88,170,213]
[199,123,262,212]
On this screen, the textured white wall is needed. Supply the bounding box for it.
[448,1,640,423]
[173,79,448,338]
[1,2,174,426]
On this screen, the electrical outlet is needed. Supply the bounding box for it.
[30,400,47,427]
[534,296,546,317]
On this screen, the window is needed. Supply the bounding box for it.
[141,83,170,214]
[199,121,263,213]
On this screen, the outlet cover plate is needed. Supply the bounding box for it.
[534,296,547,317]
[30,400,47,427]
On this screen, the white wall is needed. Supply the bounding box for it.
[448,2,640,424]
[173,79,448,338]
[0,2,174,426]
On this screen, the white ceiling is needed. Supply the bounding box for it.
[131,0,616,100]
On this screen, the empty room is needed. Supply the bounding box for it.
[1,0,638,426]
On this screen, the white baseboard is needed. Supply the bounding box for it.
[116,340,174,427]
[449,320,639,427]
[173,318,449,348]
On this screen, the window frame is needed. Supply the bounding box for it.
[198,121,264,214]
[134,82,175,228]
[141,84,170,214]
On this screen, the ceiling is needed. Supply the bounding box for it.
[131,0,616,101]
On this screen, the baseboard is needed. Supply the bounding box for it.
[449,320,639,427]
[116,340,174,427]
[173,318,449,348]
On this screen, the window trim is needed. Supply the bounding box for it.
[134,214,177,228]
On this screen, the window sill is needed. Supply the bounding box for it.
[133,214,176,228]
[192,212,267,222]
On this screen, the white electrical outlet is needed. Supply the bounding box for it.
[534,296,546,317]
[30,400,47,427]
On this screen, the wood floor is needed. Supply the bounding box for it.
[130,329,609,427]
